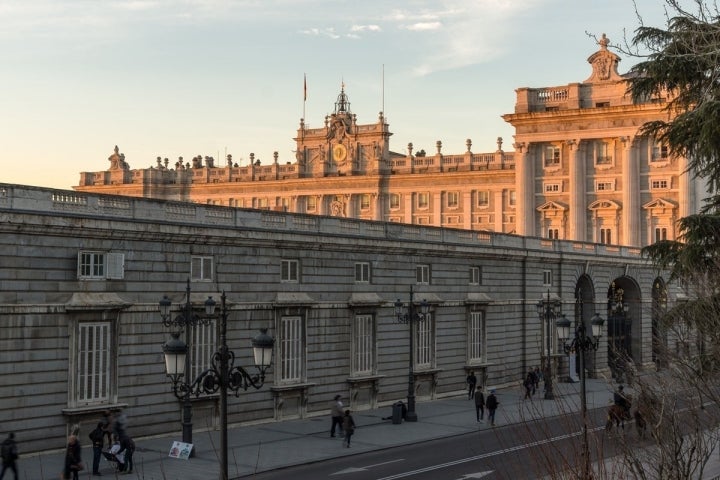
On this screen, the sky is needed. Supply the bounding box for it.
[1,0,674,190]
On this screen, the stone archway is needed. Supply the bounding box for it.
[606,276,641,381]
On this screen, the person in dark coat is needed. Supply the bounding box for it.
[486,390,500,426]
[63,435,82,480]
[474,386,485,422]
[0,432,18,480]
[342,410,356,448]
[117,434,135,474]
[466,371,478,400]
[89,422,105,476]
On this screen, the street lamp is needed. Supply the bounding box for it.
[394,286,429,422]
[536,291,562,400]
[557,298,604,480]
[158,279,215,453]
[160,286,274,480]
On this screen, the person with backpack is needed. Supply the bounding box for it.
[89,422,105,476]
[474,386,485,422]
[486,389,500,426]
[0,432,18,480]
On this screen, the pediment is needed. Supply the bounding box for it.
[588,199,621,210]
[643,198,677,210]
[537,201,567,212]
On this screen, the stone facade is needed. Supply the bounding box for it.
[1,184,675,454]
[75,36,702,248]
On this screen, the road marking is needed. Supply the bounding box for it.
[375,427,605,480]
[455,472,493,479]
[331,459,405,475]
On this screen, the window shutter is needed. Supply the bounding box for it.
[106,253,125,279]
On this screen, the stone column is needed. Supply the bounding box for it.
[567,139,586,241]
[621,136,639,246]
[494,190,504,232]
[677,154,692,219]
[463,191,472,230]
[513,142,534,236]
[433,192,442,226]
[405,193,413,224]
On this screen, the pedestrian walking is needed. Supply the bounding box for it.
[117,434,135,474]
[466,371,478,399]
[474,386,485,422]
[330,395,344,437]
[0,432,18,480]
[88,422,105,476]
[533,366,541,393]
[342,410,356,448]
[62,435,83,480]
[486,389,499,426]
[523,370,534,400]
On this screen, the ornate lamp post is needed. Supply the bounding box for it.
[158,279,215,452]
[536,291,562,399]
[161,286,274,480]
[557,301,604,480]
[394,286,429,422]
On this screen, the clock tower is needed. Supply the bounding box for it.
[294,83,392,178]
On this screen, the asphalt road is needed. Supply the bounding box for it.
[244,407,621,480]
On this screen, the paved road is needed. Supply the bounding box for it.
[13,378,720,479]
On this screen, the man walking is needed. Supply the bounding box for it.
[486,389,499,426]
[330,395,344,437]
[466,371,477,400]
[474,386,485,422]
[0,433,18,480]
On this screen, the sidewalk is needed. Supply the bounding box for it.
[15,379,720,479]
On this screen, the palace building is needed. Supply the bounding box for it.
[74,35,702,248]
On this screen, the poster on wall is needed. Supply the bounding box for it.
[168,441,193,460]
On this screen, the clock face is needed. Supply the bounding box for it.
[333,144,347,162]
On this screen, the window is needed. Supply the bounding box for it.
[600,228,612,245]
[477,191,489,207]
[595,101,610,108]
[596,181,614,192]
[447,192,459,208]
[548,228,559,239]
[468,311,485,363]
[416,264,430,285]
[360,194,371,210]
[306,196,317,212]
[76,322,112,405]
[417,192,429,209]
[355,262,370,283]
[652,144,669,161]
[544,146,560,167]
[279,316,303,383]
[189,321,217,382]
[595,141,612,165]
[469,266,482,285]
[415,313,433,369]
[191,256,213,281]
[389,193,400,210]
[651,179,670,190]
[78,251,124,280]
[543,270,552,287]
[352,314,375,375]
[655,227,668,242]
[257,198,269,209]
[544,183,561,193]
[508,190,517,207]
[281,259,300,283]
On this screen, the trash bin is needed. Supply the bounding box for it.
[391,402,404,424]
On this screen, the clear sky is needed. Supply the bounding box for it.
[1,0,671,190]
